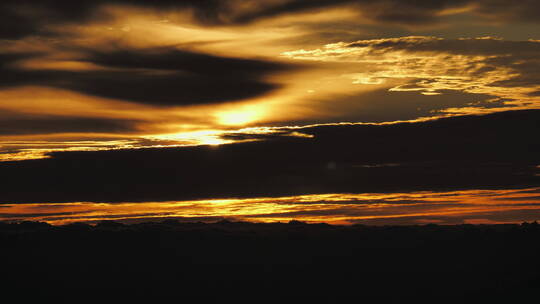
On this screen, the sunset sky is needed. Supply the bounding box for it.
[1,0,540,224]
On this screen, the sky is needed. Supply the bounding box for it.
[2,0,540,159]
[1,0,540,224]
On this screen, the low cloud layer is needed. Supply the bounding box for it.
[3,187,540,226]
[0,110,538,203]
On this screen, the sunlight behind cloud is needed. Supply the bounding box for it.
[145,130,232,146]
[216,105,266,126]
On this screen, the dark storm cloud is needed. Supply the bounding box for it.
[0,47,292,106]
[1,109,539,203]
[0,112,140,135]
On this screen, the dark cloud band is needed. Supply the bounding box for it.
[0,112,140,135]
[0,47,293,106]
[1,109,538,203]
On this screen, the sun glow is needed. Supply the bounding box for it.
[217,106,265,126]
[144,130,232,146]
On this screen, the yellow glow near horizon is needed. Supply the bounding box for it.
[216,106,265,126]
[3,187,540,226]
[145,130,231,146]
[198,137,226,145]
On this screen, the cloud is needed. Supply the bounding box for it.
[4,186,540,226]
[0,46,293,106]
[292,89,498,124]
[473,0,540,23]
[0,1,225,39]
[0,211,89,219]
[0,109,538,203]
[283,36,540,114]
[0,111,140,135]
[345,36,540,55]
[0,5,43,39]
[2,1,540,40]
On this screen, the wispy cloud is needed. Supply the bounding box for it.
[3,187,540,225]
[283,36,540,115]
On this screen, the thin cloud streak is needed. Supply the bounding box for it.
[2,187,540,225]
